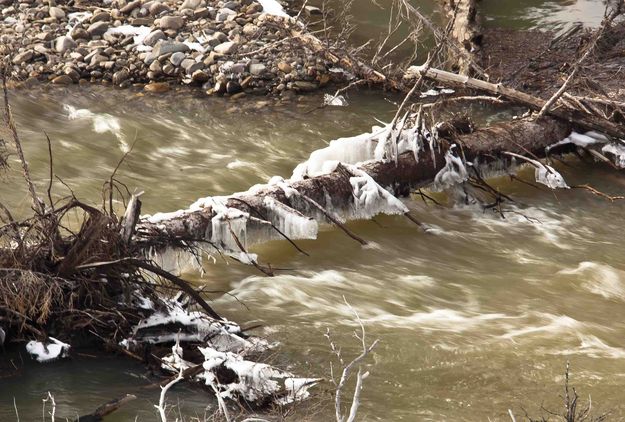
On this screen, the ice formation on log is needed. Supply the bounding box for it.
[546,130,609,152]
[26,337,71,363]
[505,152,569,189]
[122,297,316,405]
[346,164,409,218]
[433,146,468,191]
[602,142,625,168]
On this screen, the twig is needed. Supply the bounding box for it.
[295,190,368,246]
[2,72,44,214]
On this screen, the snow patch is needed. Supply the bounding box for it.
[196,346,319,404]
[105,25,152,46]
[323,94,348,106]
[26,337,70,363]
[258,0,289,17]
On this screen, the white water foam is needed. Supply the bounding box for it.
[64,104,128,152]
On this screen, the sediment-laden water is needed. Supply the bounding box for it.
[1,0,624,421]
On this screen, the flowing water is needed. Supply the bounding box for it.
[1,0,624,420]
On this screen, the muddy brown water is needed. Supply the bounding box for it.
[1,1,624,421]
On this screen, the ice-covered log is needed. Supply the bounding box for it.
[135,117,575,253]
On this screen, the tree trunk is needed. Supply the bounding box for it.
[135,117,572,250]
[443,0,482,76]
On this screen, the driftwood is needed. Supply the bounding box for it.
[404,66,625,139]
[74,394,136,422]
[442,0,482,76]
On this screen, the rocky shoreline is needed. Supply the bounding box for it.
[0,0,342,96]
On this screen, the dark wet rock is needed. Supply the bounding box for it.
[226,80,242,94]
[113,69,130,85]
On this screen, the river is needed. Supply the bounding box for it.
[1,0,624,420]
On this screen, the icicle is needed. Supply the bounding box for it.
[546,130,609,152]
[262,197,319,239]
[432,146,468,191]
[345,164,408,219]
[504,152,569,189]
[602,142,625,168]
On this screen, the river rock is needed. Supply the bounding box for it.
[292,81,318,92]
[149,2,170,16]
[183,60,204,74]
[180,0,202,10]
[36,31,55,42]
[144,82,169,92]
[87,21,109,37]
[71,27,90,40]
[48,6,65,19]
[214,41,237,54]
[159,15,184,30]
[144,29,166,46]
[63,66,80,82]
[52,74,73,85]
[230,62,246,73]
[120,0,141,14]
[191,69,209,83]
[226,80,242,94]
[278,62,292,73]
[169,52,185,66]
[91,11,111,23]
[12,50,33,65]
[146,41,189,64]
[249,63,266,75]
[54,36,74,54]
[149,59,162,73]
[216,8,236,22]
[112,69,130,85]
[162,63,176,75]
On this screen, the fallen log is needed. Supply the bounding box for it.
[74,394,136,422]
[135,117,575,256]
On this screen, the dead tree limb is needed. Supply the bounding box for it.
[405,66,625,139]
